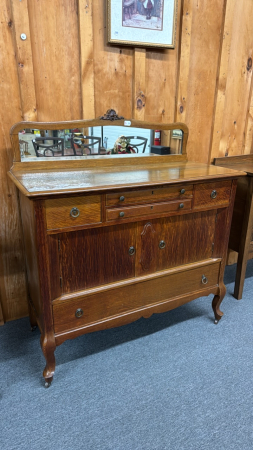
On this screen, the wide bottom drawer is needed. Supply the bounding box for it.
[53,261,220,334]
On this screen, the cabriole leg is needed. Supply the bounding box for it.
[212,283,226,324]
[40,334,56,388]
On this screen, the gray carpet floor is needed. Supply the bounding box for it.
[1,261,253,450]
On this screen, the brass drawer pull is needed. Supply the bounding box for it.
[75,308,83,318]
[159,240,166,249]
[179,203,184,209]
[120,196,125,202]
[180,188,185,194]
[211,190,217,199]
[119,211,125,218]
[70,207,80,218]
[129,246,135,256]
[201,275,208,285]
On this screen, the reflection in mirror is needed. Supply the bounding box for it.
[18,126,183,160]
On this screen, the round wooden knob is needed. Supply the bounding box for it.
[120,196,125,202]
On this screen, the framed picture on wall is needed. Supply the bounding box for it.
[107,0,178,49]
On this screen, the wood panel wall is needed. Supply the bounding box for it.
[0,0,253,322]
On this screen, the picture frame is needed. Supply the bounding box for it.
[107,0,178,49]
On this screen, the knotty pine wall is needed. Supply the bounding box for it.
[0,0,253,323]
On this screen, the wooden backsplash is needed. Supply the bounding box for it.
[0,0,253,322]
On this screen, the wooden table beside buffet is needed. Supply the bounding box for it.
[9,115,244,387]
[214,155,253,299]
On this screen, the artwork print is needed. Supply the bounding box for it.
[108,0,177,48]
[122,0,164,32]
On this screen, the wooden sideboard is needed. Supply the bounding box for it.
[214,154,253,299]
[8,118,244,386]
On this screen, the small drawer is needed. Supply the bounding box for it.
[194,181,231,209]
[45,195,101,230]
[106,199,192,221]
[53,261,220,334]
[106,185,193,206]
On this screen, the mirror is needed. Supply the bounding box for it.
[18,124,183,160]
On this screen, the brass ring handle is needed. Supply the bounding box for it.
[129,246,135,256]
[120,196,125,202]
[180,188,185,194]
[159,240,166,249]
[119,211,125,218]
[210,190,217,199]
[70,207,80,218]
[75,308,83,318]
[179,203,184,209]
[201,275,208,285]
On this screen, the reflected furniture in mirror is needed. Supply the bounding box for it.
[32,137,65,157]
[8,113,244,386]
[213,155,253,299]
[71,134,102,156]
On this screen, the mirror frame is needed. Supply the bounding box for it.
[10,115,189,163]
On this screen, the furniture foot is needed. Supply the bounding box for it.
[44,377,53,388]
[40,334,56,386]
[212,284,226,324]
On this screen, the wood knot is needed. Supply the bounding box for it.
[136,91,146,110]
[179,105,184,114]
[8,20,12,28]
[247,57,252,71]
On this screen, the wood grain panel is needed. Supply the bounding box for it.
[53,261,220,334]
[45,195,102,230]
[92,0,133,117]
[59,223,136,293]
[194,181,231,209]
[210,0,236,160]
[145,0,182,123]
[10,0,37,121]
[244,86,253,155]
[0,0,28,322]
[19,194,41,320]
[27,0,82,121]
[78,0,95,119]
[156,211,216,271]
[177,0,227,163]
[133,48,146,120]
[135,210,216,277]
[211,0,253,159]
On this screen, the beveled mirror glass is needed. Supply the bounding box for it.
[18,124,183,160]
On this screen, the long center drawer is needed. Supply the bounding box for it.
[106,199,192,221]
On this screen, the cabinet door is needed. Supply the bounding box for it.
[56,223,136,294]
[136,210,217,276]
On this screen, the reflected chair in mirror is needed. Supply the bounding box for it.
[70,135,102,156]
[32,137,65,157]
[124,136,148,153]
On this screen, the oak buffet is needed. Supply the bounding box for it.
[9,116,244,386]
